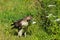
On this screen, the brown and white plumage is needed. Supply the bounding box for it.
[11,16,32,37]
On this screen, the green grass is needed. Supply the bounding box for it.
[0,0,60,40]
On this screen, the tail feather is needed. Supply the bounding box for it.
[11,23,14,26]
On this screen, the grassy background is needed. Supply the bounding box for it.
[0,0,60,40]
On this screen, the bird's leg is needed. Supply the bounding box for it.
[24,32,26,37]
[24,27,28,37]
[18,29,23,37]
